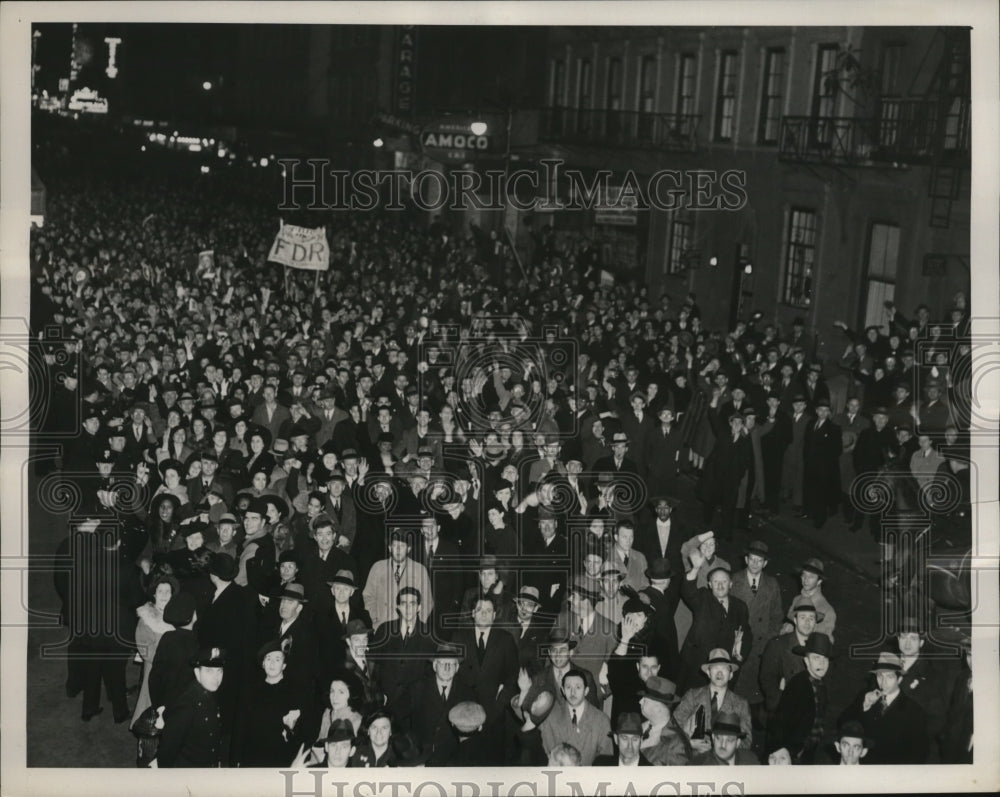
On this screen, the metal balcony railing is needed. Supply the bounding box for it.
[779,96,969,167]
[540,107,700,151]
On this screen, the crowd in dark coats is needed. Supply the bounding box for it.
[36,122,974,768]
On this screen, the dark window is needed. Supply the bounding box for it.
[715,50,738,141]
[667,212,693,275]
[783,208,818,306]
[758,47,785,144]
[811,44,839,146]
[675,53,697,117]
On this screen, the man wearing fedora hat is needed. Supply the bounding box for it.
[592,431,641,477]
[506,585,550,669]
[593,712,654,766]
[785,558,837,642]
[729,540,783,715]
[831,719,871,765]
[409,642,477,765]
[637,557,683,680]
[637,675,690,765]
[838,652,930,764]
[760,603,823,716]
[768,632,834,764]
[318,569,372,667]
[691,711,761,765]
[802,398,842,529]
[270,582,322,695]
[675,648,753,751]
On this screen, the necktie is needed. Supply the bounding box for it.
[873,694,887,718]
[571,709,578,726]
[341,611,348,625]
[577,621,584,638]
[441,685,447,701]
[710,691,719,720]
[751,578,758,595]
[477,632,486,661]
[394,564,402,584]
[402,625,409,643]
[719,600,727,616]
[623,554,630,567]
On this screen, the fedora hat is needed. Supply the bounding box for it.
[526,689,556,726]
[701,648,740,675]
[327,569,356,588]
[613,712,645,736]
[711,711,745,738]
[516,585,541,604]
[792,631,835,659]
[342,618,370,639]
[790,602,827,623]
[869,651,904,674]
[645,558,675,580]
[163,592,197,626]
[431,641,463,660]
[323,718,356,744]
[638,675,680,705]
[836,719,873,747]
[208,552,238,582]
[568,582,602,605]
[797,557,826,578]
[389,732,432,766]
[745,540,769,558]
[278,583,308,604]
[611,432,629,444]
[541,630,578,653]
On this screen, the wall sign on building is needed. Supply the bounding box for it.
[394,26,416,116]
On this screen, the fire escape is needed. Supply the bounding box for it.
[779,29,970,229]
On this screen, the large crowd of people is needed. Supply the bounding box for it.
[30,119,974,768]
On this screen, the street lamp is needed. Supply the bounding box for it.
[202,81,213,91]
[373,137,384,148]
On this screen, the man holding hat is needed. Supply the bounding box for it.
[519,631,601,715]
[678,550,752,694]
[691,711,760,765]
[154,647,226,767]
[675,648,752,751]
[410,642,476,765]
[768,632,834,764]
[638,558,682,680]
[593,712,654,766]
[802,398,842,528]
[729,540,783,713]
[837,652,930,764]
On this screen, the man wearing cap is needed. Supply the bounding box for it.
[154,647,226,767]
[785,558,837,642]
[410,643,476,765]
[539,667,613,765]
[363,528,434,632]
[760,602,821,716]
[197,553,255,738]
[369,586,436,725]
[729,541,783,714]
[801,399,842,528]
[838,652,930,764]
[768,632,833,764]
[678,551,752,694]
[593,712,654,766]
[446,701,492,765]
[676,648,752,750]
[691,711,760,765]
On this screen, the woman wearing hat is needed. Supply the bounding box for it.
[152,458,190,509]
[231,640,308,767]
[131,573,180,729]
